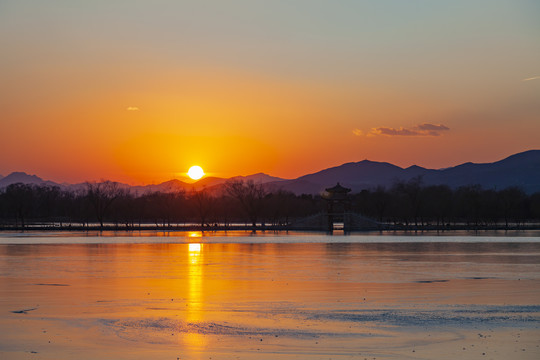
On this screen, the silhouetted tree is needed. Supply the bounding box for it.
[144,190,186,227]
[264,190,299,226]
[530,193,540,222]
[371,186,391,223]
[225,179,266,227]
[499,187,527,228]
[454,185,482,227]
[3,178,540,230]
[85,181,125,228]
[389,178,423,227]
[421,185,453,227]
[4,183,35,227]
[190,188,214,227]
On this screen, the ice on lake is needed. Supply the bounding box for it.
[1,231,539,359]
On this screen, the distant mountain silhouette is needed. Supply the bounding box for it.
[1,150,539,194]
[0,171,286,195]
[140,173,285,193]
[266,150,540,194]
[129,179,191,195]
[0,172,57,188]
[232,173,285,183]
[422,150,540,192]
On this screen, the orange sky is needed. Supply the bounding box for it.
[1,1,539,184]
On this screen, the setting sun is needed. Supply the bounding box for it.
[187,166,205,180]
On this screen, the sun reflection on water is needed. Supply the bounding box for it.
[188,243,202,252]
[188,231,203,239]
[185,242,205,349]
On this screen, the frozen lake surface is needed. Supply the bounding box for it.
[1,231,539,359]
[1,229,540,244]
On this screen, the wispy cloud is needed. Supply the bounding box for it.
[522,75,540,81]
[353,123,450,137]
[415,123,449,131]
[126,106,140,111]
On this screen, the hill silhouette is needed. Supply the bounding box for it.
[264,150,540,194]
[1,150,539,194]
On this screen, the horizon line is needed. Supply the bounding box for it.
[0,148,537,187]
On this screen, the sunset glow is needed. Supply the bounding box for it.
[1,3,539,358]
[0,1,538,184]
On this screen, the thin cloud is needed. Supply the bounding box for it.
[126,106,140,111]
[354,123,450,137]
[522,75,540,81]
[374,127,419,136]
[416,123,449,131]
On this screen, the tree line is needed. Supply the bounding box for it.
[0,178,539,229]
[351,179,540,228]
[0,180,321,229]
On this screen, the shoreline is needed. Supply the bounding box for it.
[1,223,540,232]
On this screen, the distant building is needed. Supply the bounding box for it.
[323,183,352,232]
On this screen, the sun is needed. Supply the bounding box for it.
[187,165,205,180]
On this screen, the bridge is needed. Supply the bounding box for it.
[287,211,382,232]
[287,183,382,233]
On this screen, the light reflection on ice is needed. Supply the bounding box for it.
[1,239,539,359]
[185,243,205,350]
[1,229,540,244]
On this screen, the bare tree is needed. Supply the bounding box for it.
[499,187,527,228]
[225,179,266,228]
[85,181,125,228]
[191,188,214,227]
[4,183,35,228]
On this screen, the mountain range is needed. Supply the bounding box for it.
[1,150,539,194]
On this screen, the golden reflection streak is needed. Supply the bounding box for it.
[188,231,203,239]
[184,242,205,349]
[189,243,202,252]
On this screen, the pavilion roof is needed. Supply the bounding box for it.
[325,182,351,194]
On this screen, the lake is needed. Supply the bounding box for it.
[1,231,539,359]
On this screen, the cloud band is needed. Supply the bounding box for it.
[354,123,450,137]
